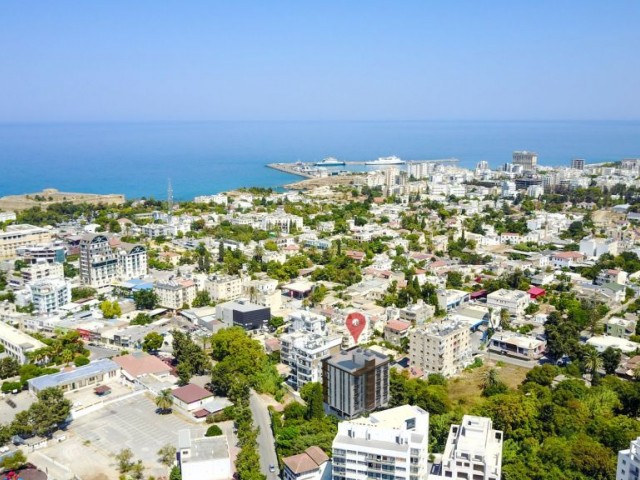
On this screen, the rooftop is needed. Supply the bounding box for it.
[172,383,213,404]
[28,358,119,391]
[283,446,329,474]
[325,347,390,372]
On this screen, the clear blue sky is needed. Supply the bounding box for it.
[1,1,638,122]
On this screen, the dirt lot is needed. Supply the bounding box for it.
[447,361,528,408]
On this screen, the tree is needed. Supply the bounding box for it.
[196,242,212,272]
[115,448,134,474]
[205,425,223,437]
[129,460,145,480]
[300,382,324,420]
[308,284,327,306]
[176,362,193,386]
[601,347,622,375]
[1,450,27,470]
[71,286,97,301]
[74,355,90,367]
[100,300,121,319]
[158,444,177,467]
[155,389,174,414]
[130,313,153,325]
[170,465,182,480]
[133,289,158,310]
[192,290,212,307]
[143,332,164,352]
[0,356,20,379]
[499,308,511,330]
[585,346,603,382]
[481,368,508,396]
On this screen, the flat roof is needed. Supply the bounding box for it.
[0,322,46,351]
[325,347,390,372]
[28,359,119,390]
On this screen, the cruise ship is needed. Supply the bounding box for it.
[364,155,405,166]
[315,157,346,167]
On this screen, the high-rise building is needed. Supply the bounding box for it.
[431,415,503,480]
[331,405,430,480]
[571,158,585,170]
[512,151,538,171]
[79,234,147,288]
[409,320,472,377]
[322,347,390,419]
[617,436,640,480]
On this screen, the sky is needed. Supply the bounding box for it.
[0,1,638,122]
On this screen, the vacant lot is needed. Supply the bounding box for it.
[448,361,528,408]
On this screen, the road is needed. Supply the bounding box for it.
[249,390,279,480]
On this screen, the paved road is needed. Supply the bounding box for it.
[249,391,279,480]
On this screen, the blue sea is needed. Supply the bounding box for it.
[1,120,639,201]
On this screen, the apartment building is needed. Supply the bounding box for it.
[409,320,472,377]
[281,331,342,391]
[332,405,430,480]
[16,243,66,263]
[260,208,303,233]
[486,289,530,318]
[29,278,72,314]
[207,274,243,302]
[512,150,538,171]
[617,436,640,480]
[322,347,390,419]
[431,415,503,480]
[155,279,198,309]
[21,260,64,283]
[384,319,412,346]
[579,236,618,259]
[0,321,46,364]
[283,446,331,480]
[80,234,147,287]
[550,251,585,268]
[0,224,52,260]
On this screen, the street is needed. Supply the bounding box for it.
[249,390,279,480]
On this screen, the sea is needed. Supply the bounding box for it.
[1,120,639,201]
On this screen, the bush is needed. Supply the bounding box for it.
[205,425,223,437]
[74,356,90,367]
[1,381,23,393]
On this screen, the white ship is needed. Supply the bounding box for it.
[315,157,346,166]
[365,155,405,166]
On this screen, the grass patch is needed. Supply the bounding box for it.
[448,363,528,407]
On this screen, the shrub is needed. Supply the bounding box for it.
[1,381,23,393]
[74,356,90,367]
[205,425,223,437]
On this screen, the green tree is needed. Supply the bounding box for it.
[205,425,223,437]
[158,444,177,467]
[195,242,212,272]
[601,347,622,375]
[0,356,20,379]
[130,313,153,325]
[143,332,164,352]
[100,300,122,319]
[71,286,97,301]
[115,448,135,474]
[133,289,159,310]
[300,382,324,420]
[192,290,212,307]
[155,389,174,414]
[1,450,27,470]
[74,355,90,367]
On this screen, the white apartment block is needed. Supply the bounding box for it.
[260,208,303,233]
[409,320,472,377]
[29,278,71,314]
[21,261,64,283]
[80,234,147,287]
[155,279,198,309]
[580,236,618,259]
[281,332,342,390]
[0,224,52,260]
[431,415,503,480]
[0,321,46,364]
[617,436,640,480]
[332,405,430,480]
[486,289,530,318]
[0,211,17,222]
[207,274,243,301]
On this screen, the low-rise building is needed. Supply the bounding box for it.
[0,321,46,364]
[207,274,243,302]
[0,224,52,260]
[383,319,412,346]
[431,415,503,480]
[178,429,231,480]
[331,405,430,480]
[579,236,618,259]
[171,384,214,412]
[550,251,585,268]
[409,320,472,377]
[488,332,545,360]
[398,300,435,324]
[606,317,637,339]
[27,358,120,395]
[283,446,331,480]
[215,300,270,330]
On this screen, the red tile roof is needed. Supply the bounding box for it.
[171,384,213,404]
[386,319,412,332]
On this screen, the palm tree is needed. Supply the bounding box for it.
[155,389,174,414]
[60,349,74,366]
[584,347,602,382]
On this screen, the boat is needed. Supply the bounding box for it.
[364,155,405,166]
[315,157,346,167]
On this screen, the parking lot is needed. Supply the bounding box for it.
[38,393,200,479]
[0,390,35,423]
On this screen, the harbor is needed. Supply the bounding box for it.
[267,157,459,179]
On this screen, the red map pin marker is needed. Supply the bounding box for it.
[346,312,366,343]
